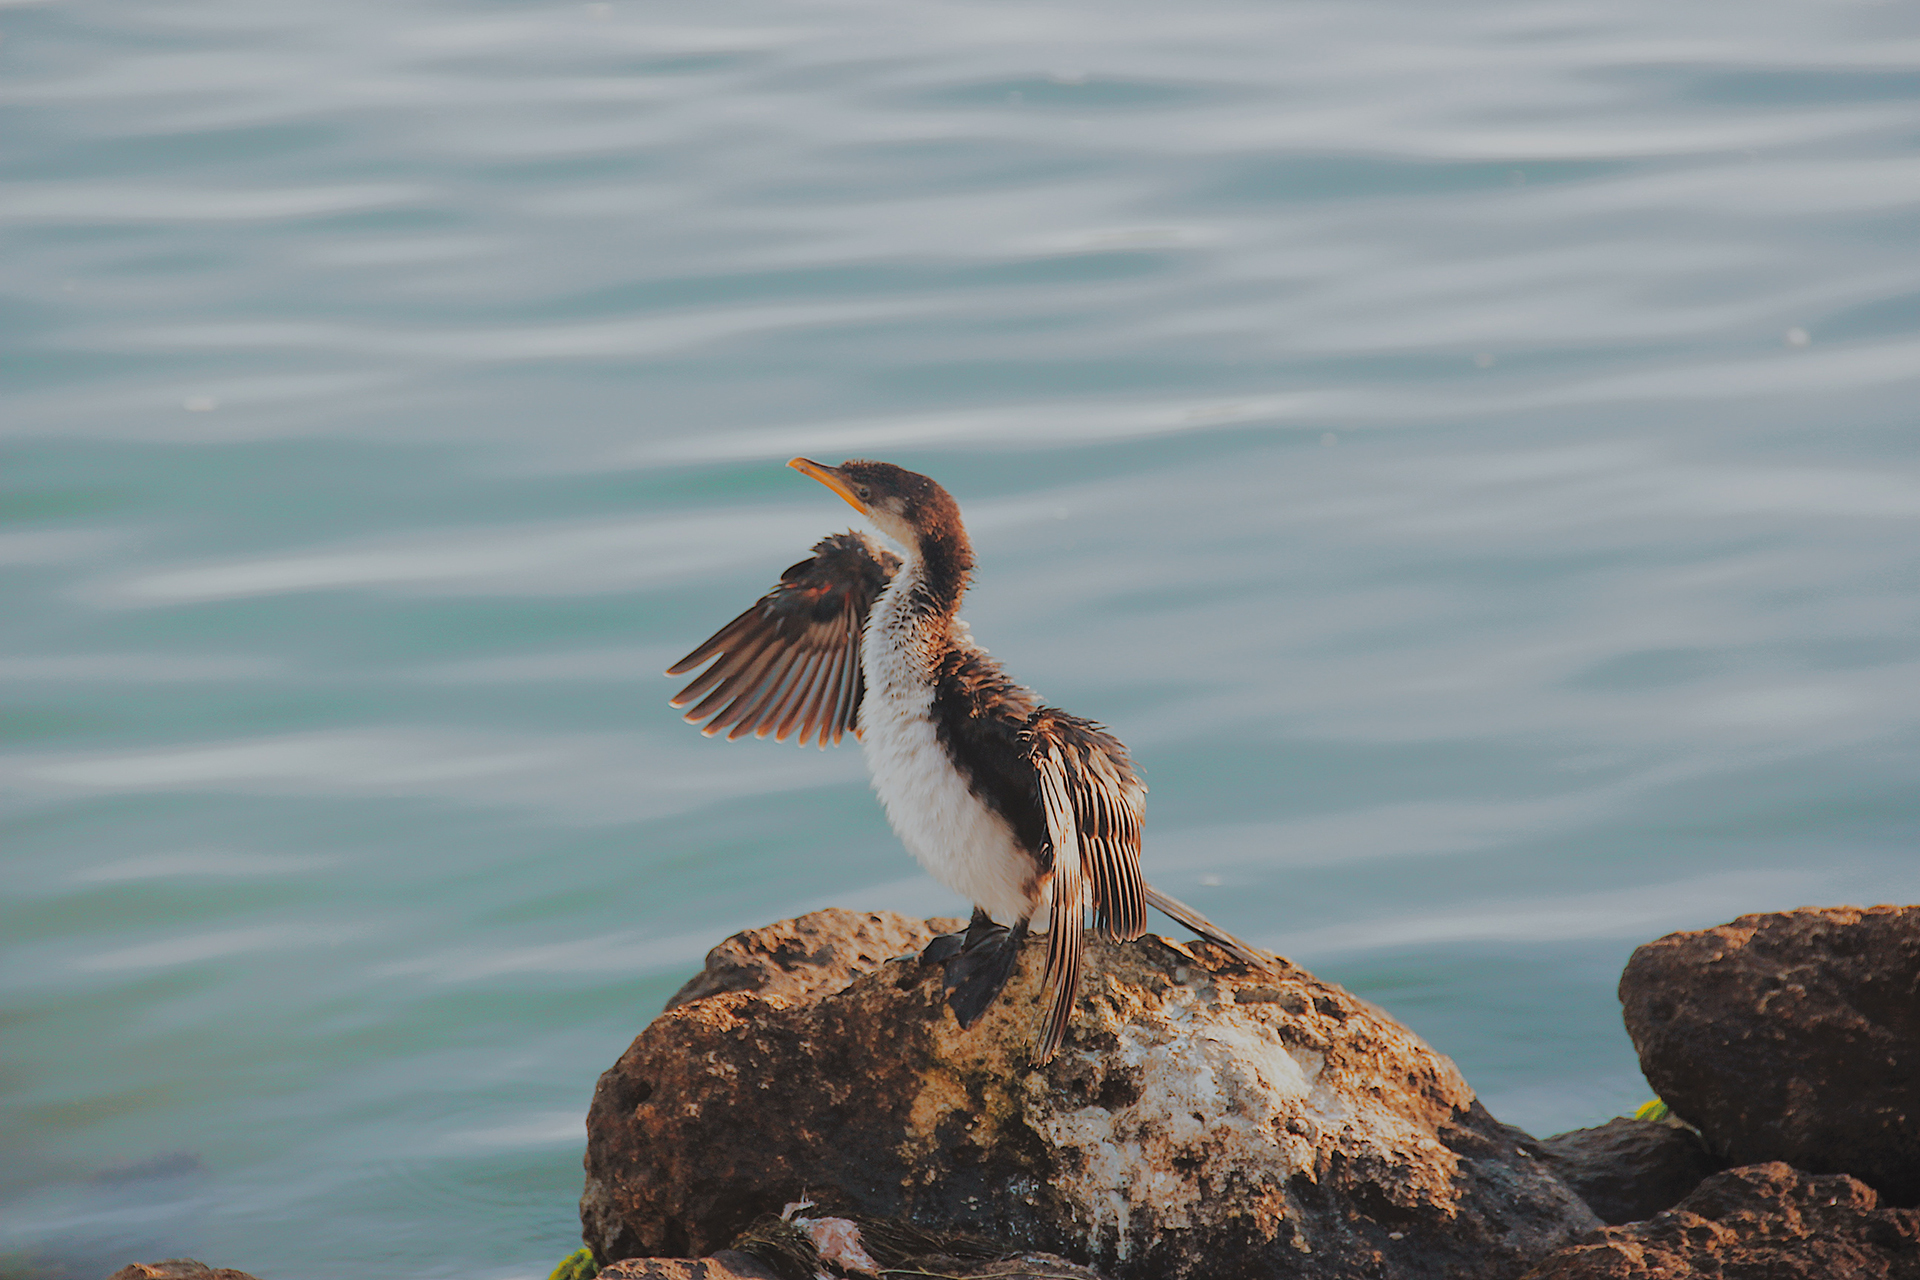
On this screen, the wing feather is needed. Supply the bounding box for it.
[683,637,785,729]
[1036,758,1084,1065]
[728,639,818,740]
[666,531,899,748]
[766,646,829,741]
[1027,710,1148,1063]
[825,621,863,745]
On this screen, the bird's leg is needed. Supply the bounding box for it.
[920,907,995,966]
[943,916,1030,1030]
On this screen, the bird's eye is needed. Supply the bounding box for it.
[857,486,871,500]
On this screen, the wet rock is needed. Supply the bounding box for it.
[581,912,1599,1280]
[665,908,962,1010]
[1619,904,1920,1203]
[1519,1161,1920,1278]
[1539,1116,1718,1224]
[106,1263,262,1280]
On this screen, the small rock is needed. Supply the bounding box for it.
[908,1258,1108,1279]
[1539,1117,1717,1224]
[107,1264,262,1280]
[582,911,1599,1279]
[1619,904,1920,1203]
[598,1252,783,1279]
[665,908,962,1010]
[1519,1161,1920,1278]
[596,1246,1106,1279]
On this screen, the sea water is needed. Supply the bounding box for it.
[3,0,1918,1276]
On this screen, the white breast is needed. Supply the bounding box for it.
[859,563,1038,925]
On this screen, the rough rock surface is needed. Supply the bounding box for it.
[665,909,962,1010]
[1519,1161,1920,1278]
[1620,904,1920,1203]
[582,910,1599,1280]
[107,1264,262,1280]
[1539,1117,1717,1224]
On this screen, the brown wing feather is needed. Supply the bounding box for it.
[1036,757,1084,1065]
[1027,710,1148,1063]
[666,531,899,748]
[1029,711,1147,942]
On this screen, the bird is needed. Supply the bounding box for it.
[665,458,1270,1063]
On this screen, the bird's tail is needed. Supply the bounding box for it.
[1144,884,1276,970]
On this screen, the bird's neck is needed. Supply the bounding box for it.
[912,525,972,616]
[872,527,972,681]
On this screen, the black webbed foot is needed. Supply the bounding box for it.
[920,907,996,967]
[943,918,1030,1029]
[920,931,966,965]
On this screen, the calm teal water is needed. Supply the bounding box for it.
[4,0,1918,1276]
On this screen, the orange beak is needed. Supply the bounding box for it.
[788,457,868,514]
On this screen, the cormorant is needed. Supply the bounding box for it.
[667,458,1268,1062]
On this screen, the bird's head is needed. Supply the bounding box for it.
[788,457,964,554]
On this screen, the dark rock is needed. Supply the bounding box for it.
[665,908,962,1010]
[1519,1161,1920,1278]
[106,1264,262,1280]
[598,1251,785,1279]
[1539,1116,1718,1224]
[1619,904,1920,1203]
[927,1261,1109,1279]
[581,911,1599,1280]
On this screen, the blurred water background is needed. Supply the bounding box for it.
[3,0,1918,1275]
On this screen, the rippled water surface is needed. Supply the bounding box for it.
[4,0,1919,1275]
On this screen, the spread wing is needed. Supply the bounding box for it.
[1026,710,1148,1063]
[666,531,899,748]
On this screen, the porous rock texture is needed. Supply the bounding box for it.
[1620,904,1920,1203]
[664,908,962,1011]
[107,1264,262,1280]
[581,909,1600,1280]
[1519,1161,1920,1279]
[1538,1116,1717,1224]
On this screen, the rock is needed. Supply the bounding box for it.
[1539,1116,1717,1224]
[929,1262,1108,1279]
[665,908,963,1010]
[1519,1161,1920,1278]
[581,911,1600,1280]
[107,1264,262,1280]
[597,1249,1108,1280]
[1619,904,1920,1203]
[598,1252,785,1279]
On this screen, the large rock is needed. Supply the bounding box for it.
[1538,1117,1717,1224]
[107,1265,261,1280]
[1619,904,1920,1203]
[1519,1161,1920,1279]
[581,910,1599,1280]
